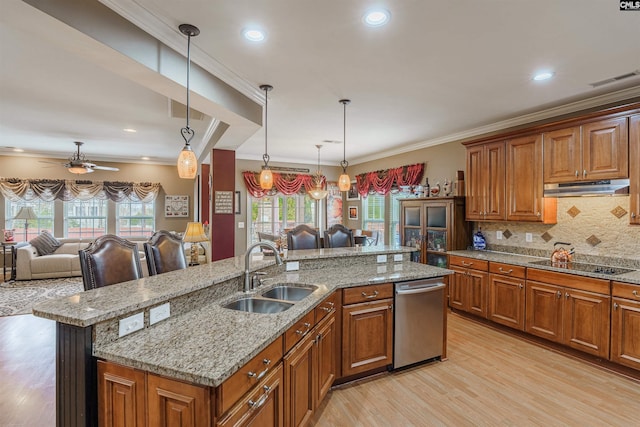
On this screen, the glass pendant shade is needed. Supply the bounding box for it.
[338,173,351,191]
[177,145,197,179]
[68,166,92,174]
[259,168,273,190]
[309,186,328,200]
[309,144,328,200]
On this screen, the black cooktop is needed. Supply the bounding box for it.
[529,260,635,276]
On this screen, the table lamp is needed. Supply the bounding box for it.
[14,207,38,242]
[183,222,208,265]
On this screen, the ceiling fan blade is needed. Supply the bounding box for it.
[91,165,120,172]
[38,160,66,166]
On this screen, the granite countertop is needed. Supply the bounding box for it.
[93,261,451,387]
[448,250,640,285]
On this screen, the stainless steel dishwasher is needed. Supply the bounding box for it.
[393,277,445,369]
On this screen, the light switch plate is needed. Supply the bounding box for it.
[286,261,300,271]
[119,312,144,337]
[377,255,387,263]
[525,233,533,242]
[393,254,403,262]
[238,222,245,229]
[150,303,170,325]
[496,231,503,240]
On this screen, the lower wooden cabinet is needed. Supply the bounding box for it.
[611,281,640,370]
[449,264,489,318]
[98,360,211,427]
[488,269,526,331]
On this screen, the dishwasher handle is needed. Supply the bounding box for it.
[395,283,445,295]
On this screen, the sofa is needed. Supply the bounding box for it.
[15,237,148,281]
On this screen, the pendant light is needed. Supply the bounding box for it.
[338,99,352,191]
[309,144,328,200]
[259,84,274,189]
[177,24,200,179]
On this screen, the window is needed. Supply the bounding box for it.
[249,194,317,246]
[4,198,54,241]
[362,194,385,244]
[117,200,155,238]
[389,192,403,246]
[64,199,108,239]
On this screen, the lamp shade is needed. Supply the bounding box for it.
[177,146,198,179]
[338,173,351,192]
[68,166,92,174]
[259,168,274,190]
[14,206,38,220]
[183,222,208,243]
[308,187,328,200]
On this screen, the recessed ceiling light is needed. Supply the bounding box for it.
[363,9,390,27]
[123,128,137,133]
[533,71,554,81]
[13,148,24,152]
[243,29,266,42]
[141,156,150,160]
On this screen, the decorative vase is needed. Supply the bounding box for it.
[3,229,15,242]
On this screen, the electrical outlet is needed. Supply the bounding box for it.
[286,261,300,271]
[118,312,144,337]
[525,233,533,243]
[496,231,503,240]
[238,222,245,229]
[393,254,403,262]
[150,303,170,325]
[377,265,387,274]
[377,254,387,263]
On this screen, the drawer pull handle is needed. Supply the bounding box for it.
[499,267,513,274]
[248,386,272,409]
[462,261,474,267]
[247,359,271,381]
[320,306,334,312]
[362,290,379,299]
[295,322,312,335]
[633,290,639,298]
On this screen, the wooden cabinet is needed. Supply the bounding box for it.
[341,284,393,377]
[466,141,505,221]
[488,262,526,330]
[216,363,284,427]
[525,269,610,358]
[543,117,629,183]
[610,282,640,370]
[98,360,211,427]
[630,115,640,225]
[448,255,489,318]
[506,134,556,223]
[399,197,470,267]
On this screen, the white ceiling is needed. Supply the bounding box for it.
[1,0,640,169]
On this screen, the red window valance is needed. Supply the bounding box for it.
[355,163,424,197]
[243,171,326,198]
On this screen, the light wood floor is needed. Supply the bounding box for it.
[1,313,638,426]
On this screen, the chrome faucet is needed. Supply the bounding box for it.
[244,241,284,292]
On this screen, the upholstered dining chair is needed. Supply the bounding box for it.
[286,224,321,250]
[79,234,143,291]
[323,224,354,248]
[144,230,187,276]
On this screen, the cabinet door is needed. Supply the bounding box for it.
[283,332,315,427]
[630,115,640,225]
[582,117,628,180]
[611,297,640,370]
[562,289,610,358]
[217,364,284,427]
[507,134,550,222]
[448,267,466,311]
[484,141,506,221]
[465,145,485,220]
[148,373,211,427]
[467,270,489,318]
[342,299,393,376]
[525,281,563,343]
[543,127,581,183]
[315,314,336,406]
[97,361,146,427]
[489,274,525,330]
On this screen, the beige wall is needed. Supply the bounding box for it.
[0,155,197,236]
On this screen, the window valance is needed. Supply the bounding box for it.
[0,178,161,202]
[355,163,425,197]
[243,171,325,198]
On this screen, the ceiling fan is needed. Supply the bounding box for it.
[41,141,120,175]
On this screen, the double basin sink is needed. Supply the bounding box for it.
[223,284,317,314]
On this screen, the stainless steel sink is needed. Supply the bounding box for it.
[223,298,293,314]
[261,285,317,302]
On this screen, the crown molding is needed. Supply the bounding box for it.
[351,86,640,165]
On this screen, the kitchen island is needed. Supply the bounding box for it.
[33,245,452,426]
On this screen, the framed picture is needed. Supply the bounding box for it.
[346,181,360,200]
[348,206,358,220]
[165,195,189,217]
[326,182,343,227]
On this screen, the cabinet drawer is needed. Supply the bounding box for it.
[612,281,640,300]
[217,336,283,416]
[449,255,488,271]
[284,311,315,354]
[342,283,393,305]
[315,291,338,324]
[489,262,526,279]
[527,268,609,295]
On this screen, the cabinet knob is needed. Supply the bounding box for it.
[575,170,579,177]
[583,169,587,178]
[632,213,637,219]
[556,291,562,299]
[613,303,619,310]
[518,283,523,289]
[565,292,570,299]
[633,290,639,298]
[536,212,541,217]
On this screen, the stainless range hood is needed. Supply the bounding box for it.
[543,179,630,197]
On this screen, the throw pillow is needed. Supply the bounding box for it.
[29,231,62,256]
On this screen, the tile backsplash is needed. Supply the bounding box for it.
[474,197,640,265]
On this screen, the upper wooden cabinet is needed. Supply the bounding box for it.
[466,141,505,221]
[543,117,629,183]
[630,115,640,225]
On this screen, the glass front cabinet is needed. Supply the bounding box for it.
[400,197,470,266]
